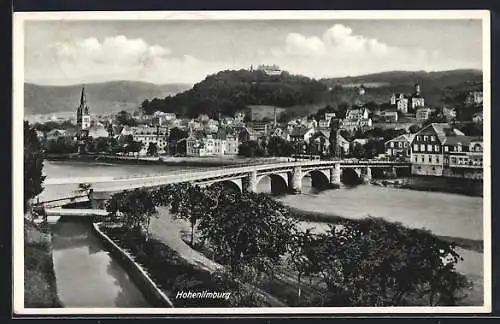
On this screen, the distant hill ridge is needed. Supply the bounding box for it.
[321,69,482,88]
[24,81,192,116]
[25,69,482,118]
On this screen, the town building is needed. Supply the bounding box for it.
[185,129,239,157]
[87,123,110,138]
[409,123,484,178]
[46,129,69,142]
[390,84,425,114]
[442,106,457,122]
[337,134,351,156]
[473,111,483,124]
[234,111,246,123]
[318,119,330,128]
[465,91,483,105]
[416,107,432,122]
[442,136,483,179]
[324,112,337,122]
[151,111,177,126]
[385,134,415,161]
[129,126,168,155]
[288,126,308,143]
[340,107,372,131]
[379,110,399,123]
[319,112,337,128]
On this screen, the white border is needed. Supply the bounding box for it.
[13,10,492,315]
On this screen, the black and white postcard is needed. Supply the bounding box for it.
[13,10,491,315]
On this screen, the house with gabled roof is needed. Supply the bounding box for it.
[409,123,482,177]
[385,133,415,161]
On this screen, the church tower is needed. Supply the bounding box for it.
[415,83,421,96]
[76,85,91,140]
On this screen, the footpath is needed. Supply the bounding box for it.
[149,207,287,307]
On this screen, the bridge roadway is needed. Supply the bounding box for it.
[41,159,410,206]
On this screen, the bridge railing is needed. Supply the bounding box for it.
[93,160,351,192]
[34,192,90,206]
[109,159,301,181]
[48,159,411,192]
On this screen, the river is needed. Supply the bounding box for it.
[50,219,149,307]
[42,160,485,306]
[44,160,206,308]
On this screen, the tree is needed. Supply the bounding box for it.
[24,121,46,213]
[75,183,92,195]
[114,110,137,126]
[363,139,385,158]
[46,136,77,154]
[288,229,317,302]
[267,136,294,157]
[105,189,158,238]
[304,218,470,306]
[93,137,112,153]
[147,142,158,156]
[351,143,366,158]
[409,124,421,134]
[198,191,297,276]
[238,140,265,157]
[165,183,214,246]
[168,127,189,155]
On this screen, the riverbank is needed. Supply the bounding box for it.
[45,153,285,167]
[288,207,483,253]
[288,208,484,306]
[24,219,62,308]
[371,175,483,197]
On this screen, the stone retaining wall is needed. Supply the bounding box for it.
[91,222,174,308]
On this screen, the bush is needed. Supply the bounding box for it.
[100,226,263,307]
[24,221,61,308]
[304,217,471,306]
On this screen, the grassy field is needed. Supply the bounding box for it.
[24,220,62,308]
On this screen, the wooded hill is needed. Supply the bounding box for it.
[140,69,482,119]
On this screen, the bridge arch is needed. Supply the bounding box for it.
[302,169,331,190]
[256,173,289,195]
[209,179,243,193]
[341,167,363,185]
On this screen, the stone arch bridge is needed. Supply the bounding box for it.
[42,160,410,209]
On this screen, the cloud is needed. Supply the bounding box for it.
[26,25,481,85]
[284,33,326,56]
[280,24,397,59]
[28,36,233,85]
[50,35,172,66]
[30,35,217,84]
[263,23,479,78]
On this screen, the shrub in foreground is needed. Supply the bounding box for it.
[101,226,267,307]
[24,221,61,308]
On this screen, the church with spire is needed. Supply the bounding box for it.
[76,85,91,141]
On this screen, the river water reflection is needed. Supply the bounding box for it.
[51,219,149,307]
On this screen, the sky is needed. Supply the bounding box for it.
[23,18,483,86]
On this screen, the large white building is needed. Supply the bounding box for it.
[186,129,239,157]
[341,107,372,131]
[256,64,282,76]
[127,126,168,155]
[390,84,425,114]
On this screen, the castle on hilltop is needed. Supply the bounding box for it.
[250,64,283,76]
